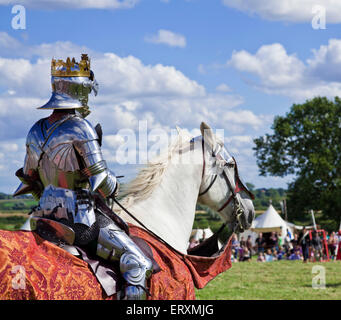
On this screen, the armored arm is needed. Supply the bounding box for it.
[74,130,118,199]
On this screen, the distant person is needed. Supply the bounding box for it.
[257,252,266,262]
[284,230,293,254]
[265,249,275,262]
[311,231,323,261]
[291,233,299,248]
[336,231,341,260]
[231,234,240,260]
[298,227,310,263]
[272,249,278,261]
[277,246,285,260]
[255,232,265,254]
[289,249,302,260]
[240,236,246,248]
[241,246,251,262]
[269,232,278,250]
[246,235,253,258]
[328,232,337,260]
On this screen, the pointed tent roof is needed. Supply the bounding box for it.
[251,204,288,234]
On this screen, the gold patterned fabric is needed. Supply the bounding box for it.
[0,230,115,300]
[0,227,232,300]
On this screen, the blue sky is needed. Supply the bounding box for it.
[0,0,340,193]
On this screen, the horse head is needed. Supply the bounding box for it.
[196,122,255,233]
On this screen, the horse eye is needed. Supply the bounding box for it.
[225,160,235,168]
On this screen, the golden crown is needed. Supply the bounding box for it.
[51,53,91,77]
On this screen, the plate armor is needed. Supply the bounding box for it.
[14,54,152,300]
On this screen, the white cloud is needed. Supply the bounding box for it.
[222,0,341,23]
[0,142,19,152]
[145,29,186,48]
[0,0,139,10]
[307,39,341,82]
[103,134,126,149]
[228,40,341,100]
[222,110,265,132]
[94,53,203,98]
[216,83,232,92]
[0,31,21,51]
[229,43,305,87]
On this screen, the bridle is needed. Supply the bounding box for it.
[196,138,254,233]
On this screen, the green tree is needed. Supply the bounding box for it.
[253,97,341,222]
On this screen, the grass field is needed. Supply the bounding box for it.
[0,198,35,229]
[195,259,341,300]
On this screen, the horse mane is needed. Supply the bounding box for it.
[117,130,193,209]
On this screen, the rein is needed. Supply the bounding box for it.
[113,198,194,258]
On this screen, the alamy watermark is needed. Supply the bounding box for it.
[11,5,26,30]
[11,265,26,290]
[112,121,225,170]
[312,265,326,289]
[312,5,326,30]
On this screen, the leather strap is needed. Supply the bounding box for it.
[199,175,217,196]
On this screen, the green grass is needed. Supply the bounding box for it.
[195,259,341,300]
[0,216,27,230]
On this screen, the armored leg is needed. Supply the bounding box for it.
[96,222,153,300]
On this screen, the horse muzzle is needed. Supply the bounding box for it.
[235,207,255,232]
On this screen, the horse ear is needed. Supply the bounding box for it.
[200,122,216,150]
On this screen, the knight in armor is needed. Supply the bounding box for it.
[13,54,152,300]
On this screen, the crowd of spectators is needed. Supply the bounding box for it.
[230,229,341,263]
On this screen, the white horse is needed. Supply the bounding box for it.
[0,121,255,300]
[115,122,255,254]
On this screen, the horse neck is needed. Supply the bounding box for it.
[123,149,203,254]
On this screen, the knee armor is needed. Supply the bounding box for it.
[96,223,153,300]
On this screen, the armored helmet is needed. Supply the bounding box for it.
[38,54,98,117]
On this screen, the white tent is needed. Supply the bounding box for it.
[251,204,290,236]
[190,228,222,249]
[239,204,297,245]
[191,228,214,241]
